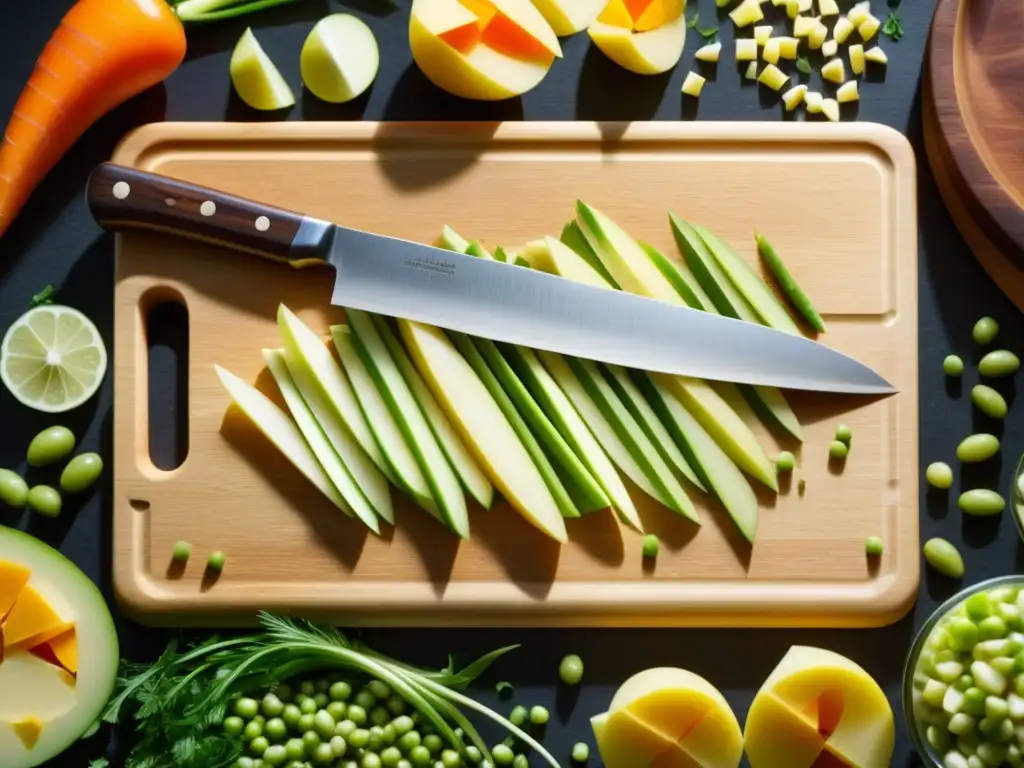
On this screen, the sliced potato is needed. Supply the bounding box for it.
[859,14,881,41]
[757,63,789,91]
[729,0,764,27]
[821,97,839,122]
[782,83,806,111]
[821,57,846,83]
[848,4,869,25]
[776,36,799,58]
[735,38,758,61]
[836,80,859,103]
[753,24,772,45]
[761,38,780,64]
[864,45,888,64]
[833,16,854,42]
[849,43,865,74]
[808,22,827,49]
[694,42,722,62]
[821,38,837,57]
[797,0,811,10]
[817,0,839,15]
[792,15,818,36]
[681,71,706,97]
[786,0,799,18]
[805,90,823,113]
[744,60,758,79]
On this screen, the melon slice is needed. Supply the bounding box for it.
[587,12,686,75]
[2,586,65,651]
[0,561,30,620]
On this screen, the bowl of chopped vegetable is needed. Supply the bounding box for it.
[1011,453,1024,546]
[903,575,1024,767]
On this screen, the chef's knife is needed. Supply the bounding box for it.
[86,163,895,395]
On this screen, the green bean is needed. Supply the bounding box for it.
[944,355,965,376]
[263,694,285,718]
[508,706,527,727]
[828,440,848,460]
[864,536,883,557]
[491,744,514,765]
[924,537,965,579]
[959,489,1005,517]
[834,424,852,445]
[27,485,61,517]
[530,705,550,725]
[171,540,192,561]
[60,452,104,494]
[250,736,270,756]
[642,534,659,558]
[971,385,1008,419]
[974,317,1000,345]
[208,551,226,571]
[330,681,353,701]
[559,654,584,685]
[956,434,1000,463]
[0,469,28,508]
[755,232,826,332]
[979,350,1020,378]
[926,462,954,490]
[571,742,590,762]
[237,698,260,719]
[775,451,795,473]
[26,426,75,467]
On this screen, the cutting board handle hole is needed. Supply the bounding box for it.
[144,297,190,472]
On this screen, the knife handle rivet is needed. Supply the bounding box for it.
[200,201,217,217]
[164,197,176,207]
[112,181,131,200]
[255,215,270,232]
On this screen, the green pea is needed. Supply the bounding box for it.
[312,742,335,765]
[224,716,245,736]
[972,385,1008,419]
[963,687,986,716]
[398,730,421,752]
[250,736,270,756]
[263,694,285,718]
[315,678,330,694]
[423,734,443,753]
[979,616,1008,640]
[974,316,1000,345]
[492,744,514,765]
[348,728,370,749]
[208,551,226,571]
[26,426,75,467]
[959,489,1006,516]
[370,705,390,726]
[314,710,336,738]
[347,704,367,725]
[301,730,320,751]
[27,485,61,517]
[326,701,347,722]
[265,717,287,741]
[237,698,261,719]
[336,719,357,739]
[509,706,527,727]
[559,654,584,686]
[828,440,848,461]
[300,698,318,715]
[381,722,396,745]
[571,742,590,762]
[392,715,414,736]
[381,746,402,767]
[275,684,293,703]
[944,355,965,376]
[330,734,347,757]
[264,745,288,766]
[966,592,992,620]
[834,424,852,445]
[355,690,377,710]
[775,450,795,473]
[979,350,1020,378]
[957,434,1000,463]
[408,746,431,766]
[330,681,353,701]
[300,681,316,697]
[864,536,883,557]
[368,680,391,700]
[284,738,305,761]
[926,462,953,490]
[235,758,256,768]
[530,705,549,725]
[924,537,965,579]
[59,452,104,494]
[464,746,482,764]
[440,750,460,768]
[0,469,29,508]
[298,713,316,733]
[642,534,659,558]
[513,756,529,768]
[386,695,407,717]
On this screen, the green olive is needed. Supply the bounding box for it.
[973,317,1000,346]
[0,469,29,509]
[924,538,965,579]
[926,462,954,490]
[959,489,1006,517]
[828,440,849,461]
[971,385,1008,419]
[26,426,76,467]
[27,485,62,518]
[956,433,1000,463]
[60,452,104,494]
[944,355,965,376]
[979,350,1021,378]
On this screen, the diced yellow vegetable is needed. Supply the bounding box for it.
[864,45,888,64]
[753,24,772,45]
[817,0,838,15]
[848,4,869,25]
[821,38,837,57]
[770,0,786,5]
[849,42,865,74]
[858,13,880,40]
[758,63,789,91]
[821,97,839,121]
[808,21,827,49]
[735,38,759,61]
[833,16,854,42]
[694,41,722,62]
[729,0,764,27]
[836,80,859,102]
[792,15,817,36]
[776,36,799,58]
[804,90,823,112]
[786,0,799,18]
[744,60,758,79]
[681,71,706,97]
[781,83,806,111]
[821,57,845,83]
[797,0,811,10]
[761,37,780,63]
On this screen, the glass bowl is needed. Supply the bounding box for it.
[1012,453,1024,545]
[903,575,1024,767]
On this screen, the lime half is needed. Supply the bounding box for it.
[231,27,296,111]
[1,306,107,413]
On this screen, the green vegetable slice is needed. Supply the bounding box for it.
[559,220,619,288]
[754,231,826,333]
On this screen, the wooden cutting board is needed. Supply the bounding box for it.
[111,121,918,628]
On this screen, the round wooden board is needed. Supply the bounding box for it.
[924,0,1024,308]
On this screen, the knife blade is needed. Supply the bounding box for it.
[87,163,895,395]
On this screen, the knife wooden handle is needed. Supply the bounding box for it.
[86,163,334,265]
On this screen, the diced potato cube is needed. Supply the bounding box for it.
[736,38,759,60]
[695,42,722,62]
[754,25,772,45]
[859,14,881,40]
[681,72,707,97]
[821,57,846,83]
[758,63,790,91]
[786,0,799,18]
[744,61,759,79]
[777,36,800,58]
[730,0,765,27]
[833,17,855,42]
[836,81,859,102]
[793,15,818,36]
[821,97,840,122]
[822,38,838,57]
[804,90,823,112]
[818,0,839,15]
[853,0,871,11]
[808,22,827,49]
[797,0,812,10]
[864,45,888,64]
[849,43,865,74]
[848,5,869,25]
[782,84,807,111]
[762,37,781,63]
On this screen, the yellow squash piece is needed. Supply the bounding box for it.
[776,36,798,58]
[587,12,686,75]
[681,71,705,97]
[0,561,31,619]
[761,38,780,64]
[728,0,763,27]
[848,43,865,74]
[864,45,887,64]
[744,646,894,768]
[832,16,854,42]
[836,81,859,103]
[753,24,772,44]
[757,63,788,91]
[1,585,65,650]
[10,718,42,750]
[820,57,845,83]
[735,39,758,61]
[694,41,721,62]
[781,84,806,111]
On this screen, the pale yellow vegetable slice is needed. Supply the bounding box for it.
[817,0,839,15]
[681,71,706,97]
[859,14,880,41]
[836,80,859,102]
[735,38,758,61]
[821,97,840,122]
[792,15,817,36]
[786,0,799,18]
[694,42,722,62]
[821,38,837,57]
[833,16,854,43]
[821,57,846,83]
[848,3,869,25]
[864,45,888,64]
[805,90,823,112]
[744,61,758,79]
[797,0,812,10]
[807,22,827,49]
[776,36,799,58]
[849,43,865,74]
[761,38,780,64]
[300,14,379,104]
[782,83,806,111]
[729,0,764,27]
[230,28,295,111]
[753,24,772,45]
[758,63,789,91]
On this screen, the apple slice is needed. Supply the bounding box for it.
[263,349,383,533]
[587,12,686,75]
[372,315,493,510]
[230,28,295,111]
[345,311,471,537]
[332,326,441,520]
[530,0,604,35]
[399,319,566,542]
[277,305,395,524]
[301,14,379,104]
[215,365,349,513]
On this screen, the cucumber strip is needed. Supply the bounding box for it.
[372,314,494,510]
[466,240,494,260]
[602,363,706,492]
[641,241,714,311]
[345,311,470,538]
[505,344,642,531]
[559,219,620,288]
[637,372,758,543]
[450,332,581,518]
[433,225,470,253]
[755,231,827,332]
